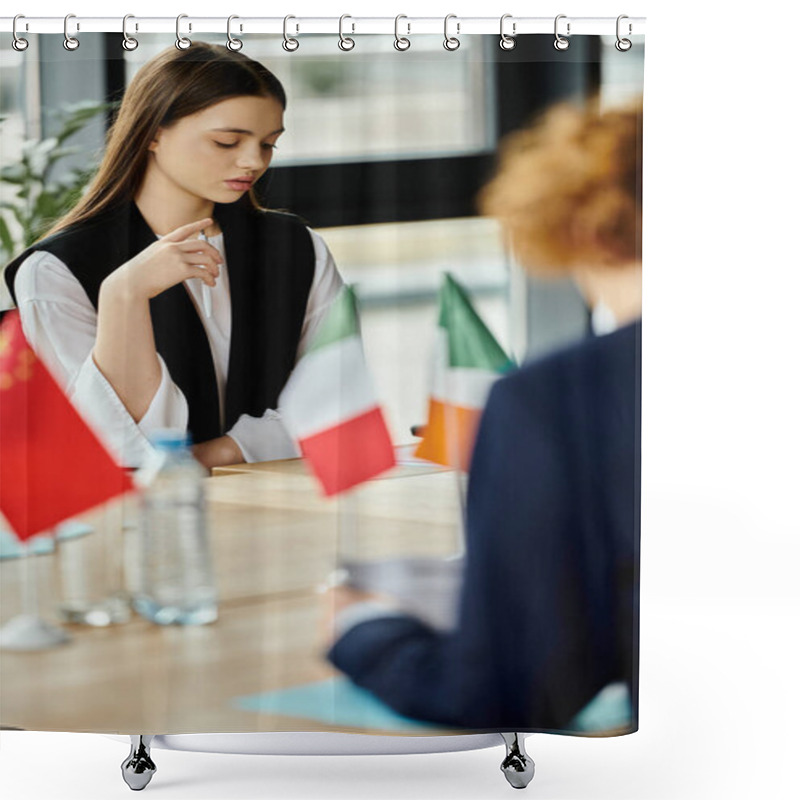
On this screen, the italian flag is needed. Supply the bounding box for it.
[414,273,514,471]
[279,286,396,496]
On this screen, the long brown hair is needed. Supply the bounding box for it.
[42,42,287,240]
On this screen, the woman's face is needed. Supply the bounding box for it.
[147,95,284,203]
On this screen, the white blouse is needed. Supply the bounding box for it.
[14,227,343,467]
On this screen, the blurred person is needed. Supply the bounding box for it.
[3,43,343,470]
[324,98,642,731]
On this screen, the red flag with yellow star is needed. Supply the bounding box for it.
[0,310,134,541]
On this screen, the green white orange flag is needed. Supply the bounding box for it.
[414,273,515,471]
[279,286,396,496]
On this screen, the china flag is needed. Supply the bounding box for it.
[0,310,134,541]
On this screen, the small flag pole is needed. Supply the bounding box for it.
[335,490,360,582]
[0,535,72,651]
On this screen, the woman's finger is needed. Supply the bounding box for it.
[176,248,220,271]
[186,266,217,287]
[161,217,214,243]
[183,257,220,278]
[175,239,223,262]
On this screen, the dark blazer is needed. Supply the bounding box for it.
[4,197,316,445]
[329,320,641,732]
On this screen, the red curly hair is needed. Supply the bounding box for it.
[478,97,642,271]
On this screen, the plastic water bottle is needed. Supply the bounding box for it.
[133,430,218,625]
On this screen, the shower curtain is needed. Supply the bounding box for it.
[0,25,644,740]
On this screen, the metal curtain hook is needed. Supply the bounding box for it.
[554,14,570,51]
[444,14,460,51]
[339,14,355,51]
[283,15,299,52]
[499,14,516,50]
[175,14,191,50]
[615,15,633,51]
[12,14,29,52]
[227,15,243,51]
[394,14,411,51]
[63,13,80,51]
[122,14,139,51]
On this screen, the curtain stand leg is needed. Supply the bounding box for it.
[121,735,157,791]
[500,732,535,789]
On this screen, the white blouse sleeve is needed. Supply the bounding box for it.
[14,250,188,467]
[225,227,344,463]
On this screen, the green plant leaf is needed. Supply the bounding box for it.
[1,100,113,259]
[1,202,27,232]
[54,101,114,144]
[0,164,28,184]
[0,215,14,256]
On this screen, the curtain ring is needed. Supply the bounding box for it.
[175,14,191,50]
[394,15,411,51]
[12,15,29,52]
[122,14,139,51]
[615,15,633,51]
[443,14,460,51]
[339,14,355,51]
[282,15,299,52]
[227,15,243,51]
[499,14,516,51]
[63,13,80,51]
[553,14,570,51]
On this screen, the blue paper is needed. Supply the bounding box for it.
[0,520,93,560]
[233,676,437,731]
[569,682,633,732]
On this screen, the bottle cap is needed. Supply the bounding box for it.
[149,429,192,451]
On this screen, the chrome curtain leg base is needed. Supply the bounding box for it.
[500,732,535,789]
[121,735,157,791]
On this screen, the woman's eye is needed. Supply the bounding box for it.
[262,143,277,151]
[214,141,237,149]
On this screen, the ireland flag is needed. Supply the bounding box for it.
[414,273,515,471]
[279,286,396,496]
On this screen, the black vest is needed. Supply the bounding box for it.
[4,198,316,444]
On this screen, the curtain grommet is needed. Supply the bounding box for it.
[615,15,633,51]
[175,14,191,50]
[12,15,29,51]
[63,13,80,51]
[499,14,516,51]
[554,14,570,51]
[338,14,355,51]
[282,15,299,52]
[227,15,243,51]
[444,14,460,51]
[121,14,139,51]
[394,15,411,51]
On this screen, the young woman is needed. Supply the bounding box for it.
[4,42,343,470]
[325,98,642,732]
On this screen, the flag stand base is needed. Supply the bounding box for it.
[0,613,72,651]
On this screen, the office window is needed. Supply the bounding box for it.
[600,35,645,108]
[123,35,493,165]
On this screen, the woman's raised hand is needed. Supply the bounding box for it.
[104,217,223,301]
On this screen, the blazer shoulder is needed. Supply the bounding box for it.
[490,321,641,408]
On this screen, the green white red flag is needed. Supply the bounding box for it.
[0,310,134,541]
[414,273,514,471]
[279,286,396,496]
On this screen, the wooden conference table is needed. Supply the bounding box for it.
[0,453,461,734]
